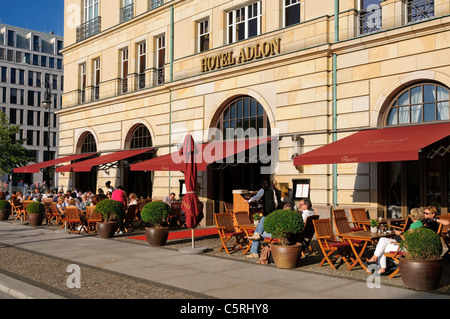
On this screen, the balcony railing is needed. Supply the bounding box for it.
[150,0,165,10]
[138,73,146,89]
[76,16,102,42]
[80,89,86,104]
[407,0,434,23]
[358,5,382,35]
[120,78,128,94]
[92,86,100,101]
[121,3,134,23]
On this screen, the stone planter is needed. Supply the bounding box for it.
[97,222,117,239]
[28,213,44,227]
[399,257,443,291]
[145,227,169,246]
[0,208,11,221]
[270,242,302,269]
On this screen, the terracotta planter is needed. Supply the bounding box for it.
[28,213,44,227]
[399,257,443,291]
[0,209,11,221]
[270,242,302,269]
[145,227,169,247]
[97,222,117,239]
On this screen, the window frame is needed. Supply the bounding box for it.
[227,1,262,44]
[198,18,210,53]
[283,0,301,27]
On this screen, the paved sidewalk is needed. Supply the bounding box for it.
[0,222,448,300]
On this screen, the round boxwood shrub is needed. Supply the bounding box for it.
[26,201,45,214]
[400,227,443,260]
[94,199,124,222]
[263,209,304,245]
[141,201,170,227]
[0,200,11,210]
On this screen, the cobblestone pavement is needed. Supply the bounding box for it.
[0,244,209,299]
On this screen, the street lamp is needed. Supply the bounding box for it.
[42,79,52,187]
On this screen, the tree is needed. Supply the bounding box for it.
[0,111,32,176]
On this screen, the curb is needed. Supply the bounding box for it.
[0,273,66,299]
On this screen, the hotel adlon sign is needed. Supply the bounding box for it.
[201,38,281,73]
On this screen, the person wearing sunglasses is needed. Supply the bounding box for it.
[423,205,449,233]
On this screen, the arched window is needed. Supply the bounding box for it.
[215,96,270,139]
[130,124,152,149]
[80,132,97,153]
[386,83,450,126]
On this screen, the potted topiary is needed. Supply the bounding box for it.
[370,219,378,233]
[26,201,45,226]
[0,200,11,221]
[399,227,443,291]
[94,199,124,238]
[263,209,304,269]
[141,201,171,246]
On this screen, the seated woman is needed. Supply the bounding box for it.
[56,196,65,217]
[366,207,424,275]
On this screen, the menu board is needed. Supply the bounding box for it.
[293,179,310,200]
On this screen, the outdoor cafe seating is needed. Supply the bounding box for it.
[66,206,89,234]
[215,212,247,255]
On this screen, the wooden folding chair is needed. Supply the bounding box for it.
[11,200,24,221]
[224,202,233,214]
[21,200,33,221]
[214,212,247,255]
[350,208,369,230]
[296,215,319,257]
[168,202,183,227]
[86,206,102,233]
[66,207,89,234]
[47,204,66,228]
[313,218,353,270]
[384,243,404,278]
[438,214,450,257]
[125,205,138,231]
[333,209,364,231]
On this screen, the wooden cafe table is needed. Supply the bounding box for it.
[357,218,405,228]
[339,230,396,272]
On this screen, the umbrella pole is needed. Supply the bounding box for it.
[191,229,195,248]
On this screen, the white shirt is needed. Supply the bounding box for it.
[248,188,278,208]
[302,209,315,222]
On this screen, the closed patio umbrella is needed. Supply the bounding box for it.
[179,134,205,254]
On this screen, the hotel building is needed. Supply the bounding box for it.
[57,0,450,225]
[0,24,64,186]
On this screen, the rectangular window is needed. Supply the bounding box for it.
[7,30,15,47]
[27,110,34,126]
[284,0,300,27]
[19,69,24,85]
[198,19,210,53]
[10,68,16,84]
[80,63,86,103]
[0,48,4,60]
[28,71,34,86]
[84,0,99,22]
[121,49,129,93]
[49,57,55,68]
[26,130,34,146]
[56,40,63,55]
[138,43,146,89]
[52,74,57,90]
[227,1,261,44]
[10,108,17,124]
[1,67,7,83]
[10,88,17,104]
[28,91,35,106]
[359,0,382,35]
[407,0,434,23]
[36,72,41,87]
[156,36,165,85]
[33,35,41,52]
[122,0,134,22]
[41,55,47,67]
[32,54,39,66]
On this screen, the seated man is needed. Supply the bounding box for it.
[163,192,177,205]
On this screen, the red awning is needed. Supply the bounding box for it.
[130,137,271,172]
[56,148,154,173]
[293,122,450,165]
[13,153,97,173]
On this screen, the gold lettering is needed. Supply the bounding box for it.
[201,58,208,72]
[262,42,271,57]
[271,38,281,54]
[246,46,255,62]
[255,44,262,59]
[238,48,247,63]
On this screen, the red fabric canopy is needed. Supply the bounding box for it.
[13,153,96,173]
[56,148,153,172]
[130,137,271,171]
[293,123,450,165]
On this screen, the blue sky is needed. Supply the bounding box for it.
[0,1,64,36]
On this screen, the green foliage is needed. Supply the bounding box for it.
[263,209,304,245]
[400,227,443,260]
[0,111,33,176]
[94,199,124,222]
[141,201,170,227]
[253,213,262,221]
[370,219,378,228]
[26,201,45,214]
[0,200,11,210]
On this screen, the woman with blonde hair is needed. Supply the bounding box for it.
[366,207,424,275]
